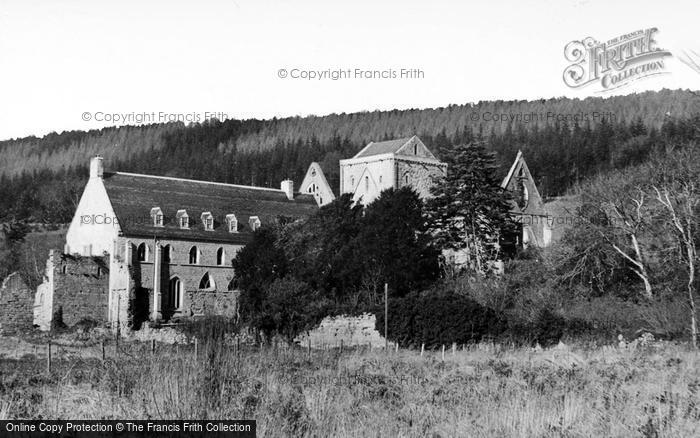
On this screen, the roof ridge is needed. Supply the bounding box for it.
[111,171,286,193]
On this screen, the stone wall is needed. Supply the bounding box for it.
[52,254,110,326]
[0,273,34,334]
[295,313,395,349]
[396,158,446,199]
[186,289,239,318]
[33,251,56,331]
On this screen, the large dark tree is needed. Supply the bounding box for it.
[426,141,519,274]
[232,226,289,327]
[357,187,439,298]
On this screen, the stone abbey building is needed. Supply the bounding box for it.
[28,136,548,333]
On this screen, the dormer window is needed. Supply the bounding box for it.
[249,216,261,231]
[226,214,238,233]
[176,210,189,229]
[150,207,163,227]
[201,212,214,231]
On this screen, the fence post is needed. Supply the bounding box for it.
[441,344,445,361]
[384,283,388,354]
[307,338,311,360]
[46,341,52,373]
[420,343,425,357]
[151,339,156,354]
[452,342,456,356]
[395,343,399,353]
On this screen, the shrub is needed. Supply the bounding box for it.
[179,315,239,343]
[374,290,503,348]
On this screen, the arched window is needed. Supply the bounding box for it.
[216,247,225,266]
[517,167,529,208]
[227,278,239,291]
[365,176,369,190]
[169,277,183,310]
[137,243,148,262]
[162,245,171,263]
[189,246,199,264]
[404,174,409,185]
[414,144,417,155]
[199,272,215,290]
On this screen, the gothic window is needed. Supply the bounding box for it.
[162,245,171,263]
[216,247,225,266]
[365,176,369,191]
[405,174,409,185]
[414,144,417,155]
[227,278,239,291]
[189,246,199,264]
[169,277,183,310]
[199,272,215,290]
[137,243,148,262]
[517,167,529,209]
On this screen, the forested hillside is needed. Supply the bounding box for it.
[0,89,699,225]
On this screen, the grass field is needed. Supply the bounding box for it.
[0,334,699,437]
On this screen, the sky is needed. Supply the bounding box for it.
[0,0,698,141]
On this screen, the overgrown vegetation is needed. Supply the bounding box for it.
[1,335,699,437]
[233,138,700,348]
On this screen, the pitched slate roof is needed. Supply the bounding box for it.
[353,137,414,159]
[102,172,317,244]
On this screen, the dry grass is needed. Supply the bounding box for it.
[1,337,699,437]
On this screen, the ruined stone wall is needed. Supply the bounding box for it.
[125,237,241,322]
[33,251,56,331]
[295,313,395,349]
[52,254,110,326]
[396,158,446,199]
[186,290,239,318]
[504,159,549,247]
[0,273,34,334]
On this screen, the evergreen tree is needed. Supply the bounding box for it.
[357,187,439,297]
[426,141,518,274]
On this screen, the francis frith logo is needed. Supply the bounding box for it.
[563,28,671,92]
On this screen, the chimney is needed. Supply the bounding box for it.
[280,179,294,200]
[90,155,104,179]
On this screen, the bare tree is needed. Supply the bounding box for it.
[577,170,656,299]
[654,184,699,348]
